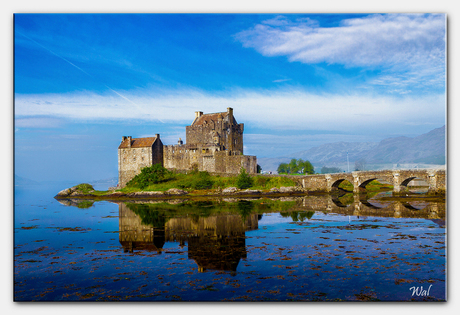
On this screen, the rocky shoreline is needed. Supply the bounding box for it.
[55,184,445,203]
[54,185,312,201]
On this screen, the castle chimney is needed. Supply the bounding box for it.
[178,138,183,145]
[155,134,160,139]
[195,111,203,119]
[127,136,132,148]
[227,108,234,151]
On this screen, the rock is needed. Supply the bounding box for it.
[56,188,73,197]
[70,191,85,197]
[242,189,261,194]
[279,186,302,193]
[165,188,188,195]
[269,187,280,193]
[108,192,126,197]
[222,187,238,194]
[133,191,165,196]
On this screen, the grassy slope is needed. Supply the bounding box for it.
[72,174,393,196]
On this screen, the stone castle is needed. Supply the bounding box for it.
[118,108,257,187]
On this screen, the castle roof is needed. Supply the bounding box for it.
[118,136,158,149]
[192,112,237,126]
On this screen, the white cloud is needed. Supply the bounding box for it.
[15,117,63,128]
[14,88,445,134]
[235,14,446,89]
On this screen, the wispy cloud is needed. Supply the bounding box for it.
[15,117,63,128]
[272,78,292,83]
[14,87,445,134]
[235,14,446,89]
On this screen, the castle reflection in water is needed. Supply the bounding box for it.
[116,195,445,273]
[118,203,260,272]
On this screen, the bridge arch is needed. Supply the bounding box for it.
[399,175,430,193]
[359,178,379,189]
[331,179,348,188]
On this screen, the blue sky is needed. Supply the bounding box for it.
[14,13,446,182]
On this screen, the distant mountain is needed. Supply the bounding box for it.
[363,126,445,164]
[90,177,118,186]
[15,175,40,186]
[258,126,445,172]
[293,141,378,164]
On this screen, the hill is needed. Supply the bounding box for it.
[258,125,445,172]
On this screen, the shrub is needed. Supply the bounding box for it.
[192,171,214,190]
[236,167,253,189]
[126,163,172,189]
[253,176,269,188]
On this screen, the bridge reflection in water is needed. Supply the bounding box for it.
[116,194,445,273]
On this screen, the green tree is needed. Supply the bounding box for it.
[277,163,289,174]
[236,167,253,189]
[288,159,299,173]
[278,159,314,175]
[299,159,315,175]
[257,164,262,173]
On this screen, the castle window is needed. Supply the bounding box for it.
[133,157,136,162]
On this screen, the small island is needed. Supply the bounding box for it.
[55,108,445,202]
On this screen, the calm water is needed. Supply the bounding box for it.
[14,184,446,301]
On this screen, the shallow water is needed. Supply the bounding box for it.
[14,185,446,301]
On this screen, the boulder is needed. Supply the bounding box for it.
[222,187,238,194]
[279,186,302,193]
[133,191,165,196]
[165,188,188,195]
[269,187,280,193]
[56,188,73,197]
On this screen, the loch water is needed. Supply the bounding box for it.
[14,184,446,301]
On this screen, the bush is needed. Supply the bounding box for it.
[192,171,214,190]
[253,175,269,188]
[126,164,172,189]
[236,167,253,189]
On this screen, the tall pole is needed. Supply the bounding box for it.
[347,151,349,173]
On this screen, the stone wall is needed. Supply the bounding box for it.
[118,140,163,188]
[298,169,446,194]
[163,144,257,174]
[118,147,152,188]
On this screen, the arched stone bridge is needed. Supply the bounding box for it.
[297,169,445,194]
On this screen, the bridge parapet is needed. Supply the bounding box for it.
[298,169,445,195]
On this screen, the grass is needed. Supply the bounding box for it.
[75,183,95,194]
[117,172,298,194]
[68,175,391,197]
